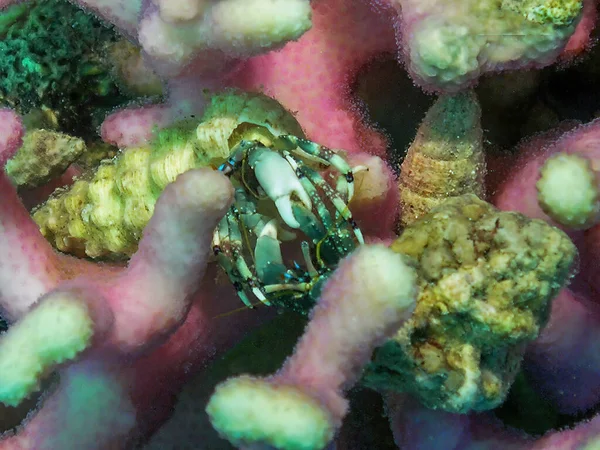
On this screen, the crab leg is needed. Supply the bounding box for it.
[278,135,366,202]
[231,188,293,286]
[216,140,254,176]
[213,210,270,307]
[263,283,311,294]
[335,165,369,202]
[301,241,318,278]
[254,219,288,285]
[281,155,345,261]
[283,151,365,245]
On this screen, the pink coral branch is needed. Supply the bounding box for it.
[0,110,62,320]
[524,288,600,414]
[233,0,397,159]
[494,119,600,295]
[207,244,417,450]
[87,168,234,353]
[387,392,600,450]
[86,0,313,147]
[0,106,280,447]
[0,359,138,450]
[388,0,596,92]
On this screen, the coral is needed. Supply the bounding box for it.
[561,0,598,58]
[523,288,600,415]
[2,0,593,155]
[0,0,127,136]
[137,0,312,72]
[502,0,583,26]
[104,39,163,97]
[386,392,600,450]
[79,0,398,160]
[94,0,313,148]
[0,107,280,449]
[494,119,600,415]
[207,244,418,450]
[75,141,118,171]
[0,0,598,448]
[537,152,600,229]
[392,0,584,91]
[494,119,600,279]
[397,90,486,227]
[5,129,85,189]
[232,0,396,160]
[363,194,577,413]
[71,0,595,154]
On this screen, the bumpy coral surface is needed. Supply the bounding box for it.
[393,0,584,91]
[32,91,301,259]
[364,194,576,413]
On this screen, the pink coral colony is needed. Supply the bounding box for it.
[1,0,600,449]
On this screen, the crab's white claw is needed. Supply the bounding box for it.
[253,150,312,229]
[275,197,301,228]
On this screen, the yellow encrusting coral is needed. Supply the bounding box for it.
[398,90,486,227]
[363,194,577,413]
[32,90,305,259]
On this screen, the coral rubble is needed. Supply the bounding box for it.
[364,194,576,413]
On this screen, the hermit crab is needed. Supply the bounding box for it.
[213,131,366,312]
[30,90,366,312]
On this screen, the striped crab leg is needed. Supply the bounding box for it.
[277,135,367,202]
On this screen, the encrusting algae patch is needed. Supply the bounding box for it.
[363,194,577,413]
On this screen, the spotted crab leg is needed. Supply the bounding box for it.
[278,135,367,202]
[216,140,253,176]
[281,156,348,263]
[213,209,270,307]
[253,219,288,285]
[283,151,365,245]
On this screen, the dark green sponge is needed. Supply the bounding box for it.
[0,0,129,136]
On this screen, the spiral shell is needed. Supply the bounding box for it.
[32,90,304,259]
[6,129,85,189]
[398,90,486,227]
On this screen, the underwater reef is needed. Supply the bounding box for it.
[1,0,600,449]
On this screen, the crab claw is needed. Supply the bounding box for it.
[255,220,287,284]
[252,149,312,228]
